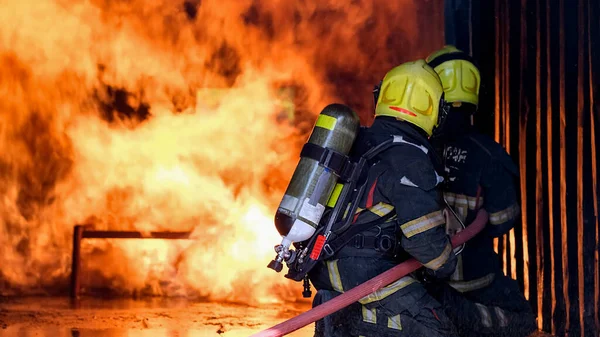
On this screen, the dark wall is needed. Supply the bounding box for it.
[445,0,600,336]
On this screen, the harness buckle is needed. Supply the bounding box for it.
[377,234,395,253]
[323,244,334,258]
[352,234,365,249]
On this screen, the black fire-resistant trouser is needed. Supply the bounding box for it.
[426,273,537,337]
[308,256,458,337]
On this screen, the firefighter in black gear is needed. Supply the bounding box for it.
[309,60,459,337]
[424,45,537,337]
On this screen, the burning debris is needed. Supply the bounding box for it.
[0,0,443,304]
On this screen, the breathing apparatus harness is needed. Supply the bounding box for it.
[277,132,407,297]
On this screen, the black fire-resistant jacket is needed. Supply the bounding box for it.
[343,117,457,279]
[439,129,520,290]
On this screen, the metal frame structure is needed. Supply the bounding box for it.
[70,225,192,299]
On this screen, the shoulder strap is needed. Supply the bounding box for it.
[315,135,404,259]
[325,136,398,233]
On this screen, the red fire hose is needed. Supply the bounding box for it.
[250,209,489,337]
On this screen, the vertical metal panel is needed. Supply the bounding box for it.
[444,0,599,335]
[502,0,510,279]
[557,0,571,334]
[534,0,546,330]
[576,2,586,336]
[583,2,599,336]
[517,0,529,296]
[545,1,558,333]
[492,0,502,258]
[590,2,600,333]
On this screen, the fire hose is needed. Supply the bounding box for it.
[250,209,489,337]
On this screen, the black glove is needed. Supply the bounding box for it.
[413,267,439,284]
[413,268,446,297]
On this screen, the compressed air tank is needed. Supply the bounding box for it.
[274,103,360,245]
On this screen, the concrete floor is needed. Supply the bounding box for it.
[0,296,314,337]
[0,296,555,337]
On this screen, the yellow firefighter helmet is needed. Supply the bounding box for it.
[426,45,481,108]
[374,59,446,137]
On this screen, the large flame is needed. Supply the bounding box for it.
[0,0,442,304]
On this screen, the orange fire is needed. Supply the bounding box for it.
[0,0,441,305]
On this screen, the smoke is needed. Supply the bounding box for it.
[0,0,443,302]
